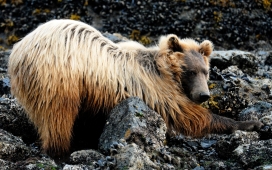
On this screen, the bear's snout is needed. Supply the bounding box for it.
[199,92,210,103]
[187,73,210,104]
[190,90,210,104]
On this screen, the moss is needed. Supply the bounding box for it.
[33,9,50,15]
[36,163,59,170]
[203,160,212,166]
[135,111,144,117]
[129,30,141,41]
[202,95,220,110]
[1,19,14,33]
[32,9,41,15]
[140,35,151,45]
[129,30,151,45]
[262,0,272,10]
[0,19,14,33]
[163,139,167,145]
[213,11,222,23]
[5,20,14,27]
[209,0,236,7]
[208,99,220,109]
[43,9,51,13]
[256,34,261,40]
[36,163,44,168]
[209,83,217,89]
[70,14,80,20]
[6,35,19,45]
[84,0,88,6]
[124,129,131,140]
[255,0,272,10]
[11,0,23,5]
[0,46,6,51]
[0,0,6,6]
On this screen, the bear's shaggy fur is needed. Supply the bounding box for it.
[8,19,262,156]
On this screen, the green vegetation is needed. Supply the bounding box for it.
[209,0,236,7]
[36,163,58,170]
[7,35,19,45]
[70,14,81,20]
[129,30,151,45]
[213,11,222,23]
[135,111,144,117]
[262,0,272,10]
[33,8,50,15]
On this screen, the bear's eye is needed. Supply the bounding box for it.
[186,70,196,76]
[203,70,209,76]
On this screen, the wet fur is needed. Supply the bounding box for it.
[8,19,262,156]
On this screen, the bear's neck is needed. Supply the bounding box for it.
[135,49,160,75]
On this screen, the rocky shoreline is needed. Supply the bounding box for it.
[0,36,272,169]
[0,0,272,169]
[0,0,272,50]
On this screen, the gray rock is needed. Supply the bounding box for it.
[205,65,272,117]
[0,50,9,75]
[162,145,199,169]
[206,161,227,170]
[262,165,272,170]
[63,164,95,170]
[254,42,272,52]
[99,97,167,154]
[210,51,258,75]
[0,51,10,96]
[20,157,58,170]
[1,0,272,51]
[0,159,16,170]
[69,149,105,165]
[260,113,272,126]
[103,32,129,43]
[200,139,217,149]
[192,165,205,170]
[233,139,272,168]
[215,130,260,159]
[239,101,272,121]
[0,129,58,169]
[239,101,272,140]
[68,149,117,169]
[0,97,38,145]
[114,143,159,170]
[0,129,38,162]
[0,77,10,96]
[265,52,272,65]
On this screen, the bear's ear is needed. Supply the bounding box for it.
[199,40,213,57]
[167,35,183,52]
[158,34,183,52]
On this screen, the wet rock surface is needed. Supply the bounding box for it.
[99,97,167,155]
[1,43,272,169]
[0,0,272,50]
[205,50,272,120]
[0,1,272,169]
[0,129,57,169]
[233,139,272,169]
[0,92,38,145]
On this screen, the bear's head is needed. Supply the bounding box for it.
[158,34,213,104]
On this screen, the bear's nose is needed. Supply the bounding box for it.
[199,92,210,103]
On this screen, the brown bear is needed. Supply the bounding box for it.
[8,19,262,157]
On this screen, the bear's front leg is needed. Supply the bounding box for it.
[209,113,263,134]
